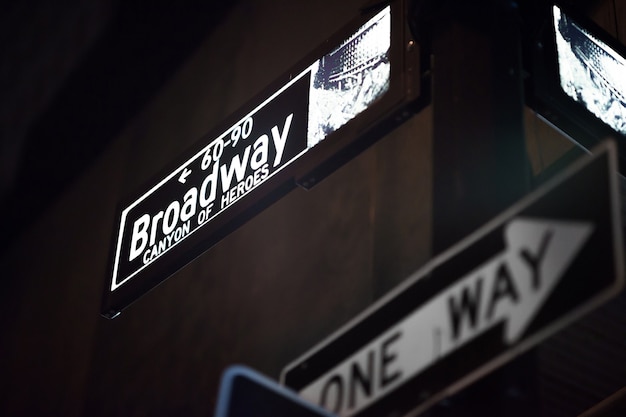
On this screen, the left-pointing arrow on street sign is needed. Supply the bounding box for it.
[298,217,593,416]
[178,167,192,184]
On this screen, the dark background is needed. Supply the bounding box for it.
[1,0,625,416]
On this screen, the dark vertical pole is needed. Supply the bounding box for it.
[431,0,530,253]
[427,0,536,416]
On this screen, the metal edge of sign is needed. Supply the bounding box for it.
[215,365,337,417]
[280,140,624,413]
[525,1,626,172]
[101,0,424,318]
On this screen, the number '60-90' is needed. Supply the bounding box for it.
[201,116,254,170]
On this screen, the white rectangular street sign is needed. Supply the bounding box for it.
[282,141,624,417]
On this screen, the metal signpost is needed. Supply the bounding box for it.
[102,1,423,317]
[282,142,623,417]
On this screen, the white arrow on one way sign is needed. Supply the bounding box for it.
[299,217,593,416]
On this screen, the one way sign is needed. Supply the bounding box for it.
[282,141,624,417]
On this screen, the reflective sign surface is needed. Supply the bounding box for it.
[554,5,626,135]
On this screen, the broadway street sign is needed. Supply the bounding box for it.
[102,1,423,317]
[281,141,624,417]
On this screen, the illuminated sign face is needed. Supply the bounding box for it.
[105,6,393,312]
[553,5,626,135]
[307,8,391,147]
